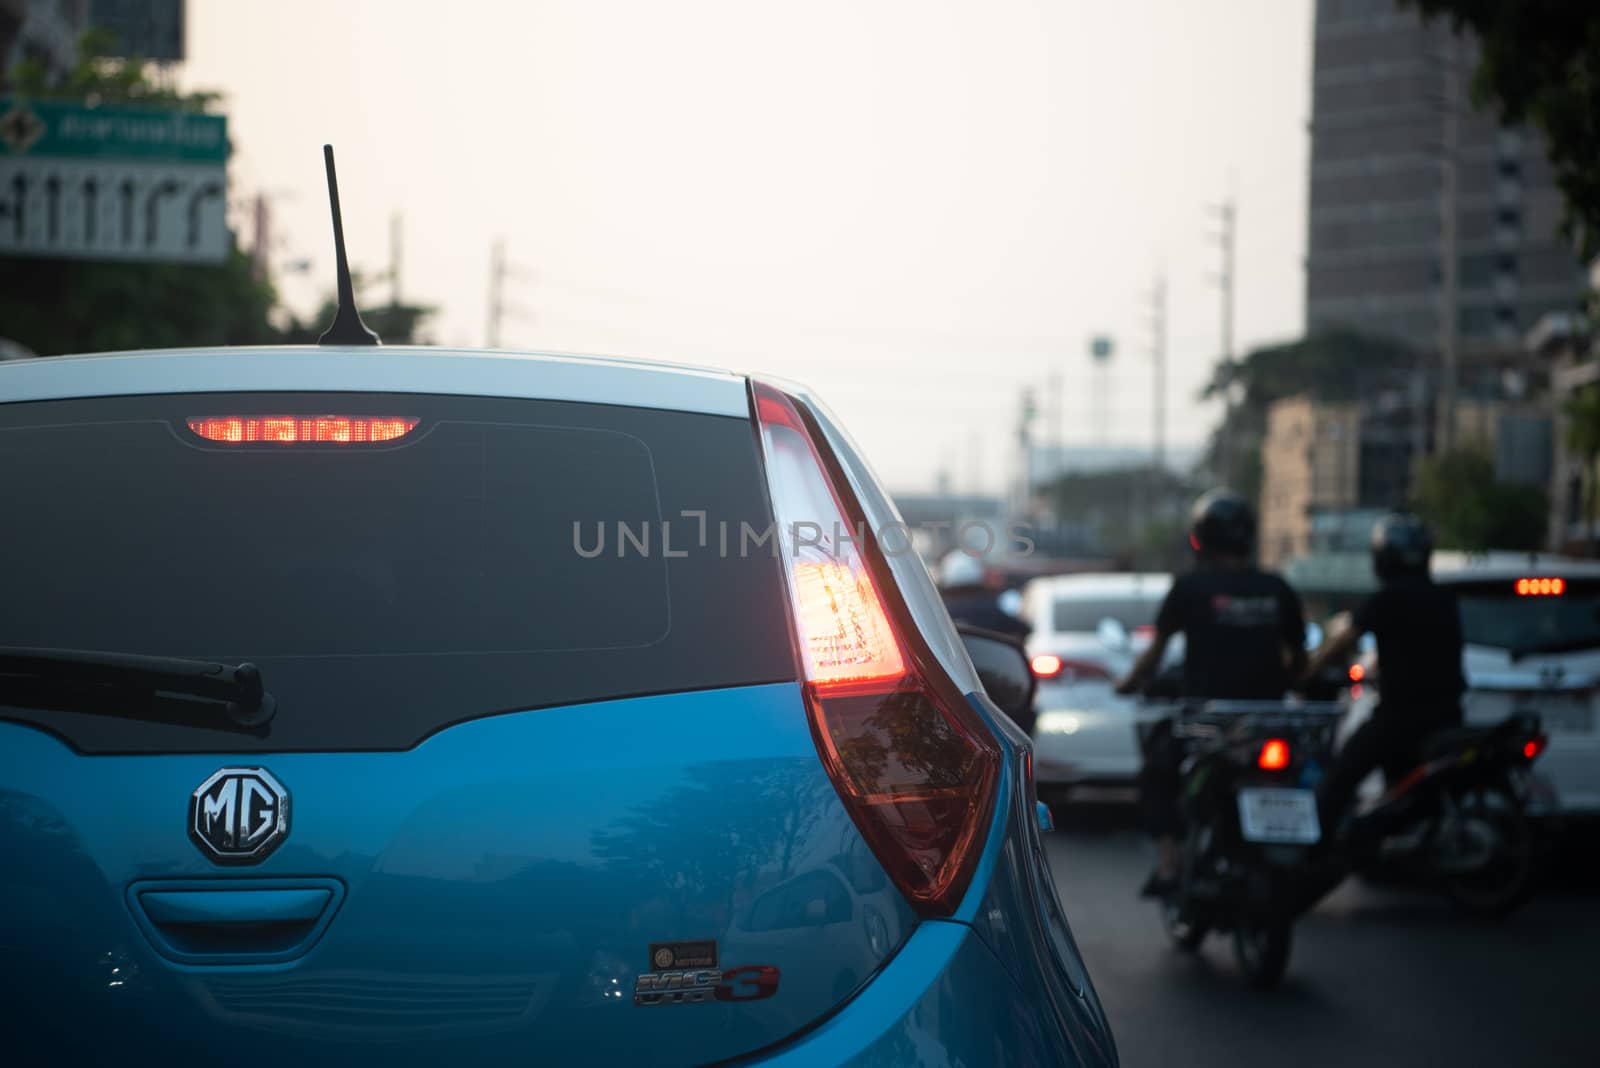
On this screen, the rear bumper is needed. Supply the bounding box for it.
[736,920,1090,1067]
[1031,733,1140,786]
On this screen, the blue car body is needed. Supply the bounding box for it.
[0,347,1116,1066]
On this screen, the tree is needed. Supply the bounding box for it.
[1199,329,1418,494]
[8,28,218,110]
[1201,329,1416,413]
[1564,386,1600,552]
[1412,447,1548,551]
[1042,465,1199,568]
[2,31,277,355]
[275,272,438,346]
[1401,1,1600,258]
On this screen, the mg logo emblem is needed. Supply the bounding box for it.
[189,768,290,864]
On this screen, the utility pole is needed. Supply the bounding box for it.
[967,430,982,497]
[486,238,506,349]
[1047,370,1062,485]
[1436,34,1460,454]
[1017,387,1038,520]
[249,193,270,282]
[1089,336,1114,448]
[1149,273,1168,472]
[1209,198,1237,484]
[389,213,403,309]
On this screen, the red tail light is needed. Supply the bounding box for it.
[1515,577,1565,596]
[188,415,418,444]
[1257,738,1291,771]
[1348,663,1365,683]
[753,381,1000,916]
[1031,655,1111,681]
[1523,736,1547,761]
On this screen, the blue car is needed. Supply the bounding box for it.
[0,346,1117,1066]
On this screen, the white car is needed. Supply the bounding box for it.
[1019,573,1177,791]
[1345,556,1600,818]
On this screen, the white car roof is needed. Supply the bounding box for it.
[0,346,750,418]
[1432,552,1600,583]
[1027,572,1173,599]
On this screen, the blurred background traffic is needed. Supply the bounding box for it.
[5,0,1597,585]
[4,2,1600,1064]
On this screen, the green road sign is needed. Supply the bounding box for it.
[0,100,226,161]
[0,97,229,263]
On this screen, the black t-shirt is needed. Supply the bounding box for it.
[1352,576,1465,722]
[1155,567,1305,700]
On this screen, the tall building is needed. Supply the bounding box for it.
[1306,0,1588,362]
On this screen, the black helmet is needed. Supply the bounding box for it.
[1370,512,1432,581]
[1189,489,1255,558]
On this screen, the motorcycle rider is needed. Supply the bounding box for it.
[937,550,1031,642]
[938,549,1034,735]
[1301,512,1465,832]
[1115,489,1308,896]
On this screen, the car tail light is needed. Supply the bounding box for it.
[1515,577,1565,596]
[1523,736,1548,761]
[1031,655,1111,681]
[1257,738,1290,771]
[753,381,1000,917]
[187,416,418,444]
[1348,663,1365,683]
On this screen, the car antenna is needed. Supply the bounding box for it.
[317,144,380,346]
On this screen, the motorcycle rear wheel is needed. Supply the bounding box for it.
[1232,916,1292,989]
[1440,782,1537,919]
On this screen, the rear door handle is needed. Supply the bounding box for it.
[127,878,344,965]
[140,888,331,925]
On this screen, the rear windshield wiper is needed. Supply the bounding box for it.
[0,647,276,735]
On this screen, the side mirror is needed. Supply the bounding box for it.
[955,624,1036,725]
[1096,616,1130,651]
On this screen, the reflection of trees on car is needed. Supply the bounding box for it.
[590,760,833,925]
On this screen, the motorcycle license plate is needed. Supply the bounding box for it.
[1237,788,1321,844]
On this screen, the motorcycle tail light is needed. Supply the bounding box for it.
[1522,736,1548,762]
[1257,738,1291,771]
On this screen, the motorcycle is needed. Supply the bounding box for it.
[1316,710,1549,918]
[1138,698,1343,989]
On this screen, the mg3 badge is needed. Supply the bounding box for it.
[189,767,290,864]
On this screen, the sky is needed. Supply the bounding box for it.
[184,0,1314,494]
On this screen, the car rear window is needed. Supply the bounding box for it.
[1052,596,1162,633]
[0,391,795,752]
[1453,579,1600,655]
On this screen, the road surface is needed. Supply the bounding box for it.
[1045,803,1599,1068]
